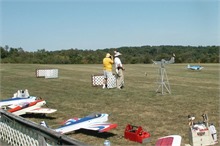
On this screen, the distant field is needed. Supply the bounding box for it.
[0,63,219,146]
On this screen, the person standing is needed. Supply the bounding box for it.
[103,53,114,89]
[114,51,125,89]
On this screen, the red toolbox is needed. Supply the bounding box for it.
[124,124,151,143]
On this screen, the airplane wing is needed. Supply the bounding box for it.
[155,135,182,146]
[26,108,57,114]
[152,60,159,64]
[82,122,117,132]
[7,104,18,109]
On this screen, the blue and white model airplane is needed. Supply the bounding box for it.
[0,89,37,108]
[187,64,204,70]
[0,96,37,108]
[40,113,117,134]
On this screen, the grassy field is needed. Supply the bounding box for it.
[0,63,219,146]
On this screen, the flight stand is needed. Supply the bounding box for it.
[156,67,171,95]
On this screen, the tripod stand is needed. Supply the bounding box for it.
[156,65,171,95]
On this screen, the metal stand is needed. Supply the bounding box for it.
[156,66,171,95]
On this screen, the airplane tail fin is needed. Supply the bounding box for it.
[40,121,49,128]
[169,57,175,64]
[169,54,175,64]
[187,64,190,68]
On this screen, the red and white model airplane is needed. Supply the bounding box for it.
[8,100,57,116]
[40,113,117,134]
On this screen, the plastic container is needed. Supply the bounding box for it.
[104,140,110,146]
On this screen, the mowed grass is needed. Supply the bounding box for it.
[0,63,219,146]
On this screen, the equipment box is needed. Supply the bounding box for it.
[124,124,151,143]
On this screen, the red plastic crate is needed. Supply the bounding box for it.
[124,124,151,143]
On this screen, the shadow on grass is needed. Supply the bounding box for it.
[21,114,57,120]
[72,129,117,139]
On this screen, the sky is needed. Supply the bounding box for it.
[1,0,219,52]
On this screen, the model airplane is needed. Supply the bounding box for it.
[7,100,57,116]
[187,64,204,70]
[40,113,117,134]
[155,135,182,146]
[0,96,37,108]
[0,89,38,108]
[152,54,175,67]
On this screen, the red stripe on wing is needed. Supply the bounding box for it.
[99,123,118,132]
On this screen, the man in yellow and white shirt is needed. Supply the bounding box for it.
[103,53,114,89]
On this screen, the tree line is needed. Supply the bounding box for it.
[0,45,219,64]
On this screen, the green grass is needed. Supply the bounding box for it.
[0,63,219,146]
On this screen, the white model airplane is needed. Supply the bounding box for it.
[155,135,182,146]
[40,113,117,134]
[187,64,204,70]
[152,54,175,67]
[8,100,57,116]
[0,96,37,108]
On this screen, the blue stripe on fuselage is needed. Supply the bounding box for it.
[0,97,30,102]
[58,114,103,128]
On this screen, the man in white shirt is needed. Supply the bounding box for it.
[114,51,125,89]
[209,123,218,142]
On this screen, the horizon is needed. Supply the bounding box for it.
[2,44,219,53]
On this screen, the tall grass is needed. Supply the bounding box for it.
[0,63,219,145]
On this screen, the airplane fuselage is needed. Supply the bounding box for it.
[187,65,203,70]
[55,113,108,134]
[0,96,36,108]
